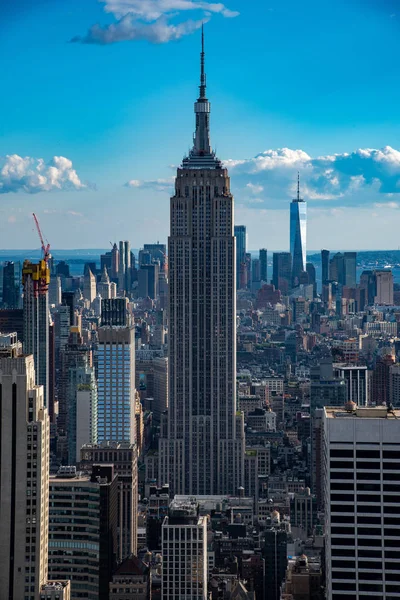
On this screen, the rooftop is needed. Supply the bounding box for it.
[325,406,400,419]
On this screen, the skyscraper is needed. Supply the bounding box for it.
[118,241,131,295]
[22,259,50,407]
[235,225,247,289]
[343,251,357,287]
[290,174,307,286]
[323,405,400,600]
[259,248,268,282]
[159,29,244,495]
[83,267,96,304]
[81,442,138,560]
[272,252,292,294]
[2,261,20,308]
[0,353,49,600]
[321,249,330,285]
[161,498,207,600]
[97,326,136,444]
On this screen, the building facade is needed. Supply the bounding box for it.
[323,405,400,600]
[97,326,136,444]
[161,499,207,600]
[80,442,138,559]
[159,31,244,495]
[0,354,49,600]
[23,259,50,407]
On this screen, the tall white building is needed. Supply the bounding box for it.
[0,353,49,600]
[323,404,400,600]
[162,498,207,600]
[97,326,136,444]
[159,28,244,495]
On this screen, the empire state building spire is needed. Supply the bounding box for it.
[183,26,221,168]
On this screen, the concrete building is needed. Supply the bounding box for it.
[374,269,394,305]
[23,259,50,407]
[48,465,118,600]
[97,326,136,444]
[159,32,245,495]
[323,405,400,600]
[80,442,138,559]
[162,498,207,600]
[0,354,49,600]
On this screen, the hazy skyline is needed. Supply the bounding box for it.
[1,0,400,249]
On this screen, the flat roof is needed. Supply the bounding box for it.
[325,406,400,419]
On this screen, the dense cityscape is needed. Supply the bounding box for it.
[2,8,400,600]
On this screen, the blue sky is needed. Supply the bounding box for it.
[1,0,400,250]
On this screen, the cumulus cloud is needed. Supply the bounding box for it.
[226,145,400,209]
[0,155,87,194]
[71,0,238,45]
[125,176,174,192]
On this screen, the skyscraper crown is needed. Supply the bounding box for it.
[181,26,222,170]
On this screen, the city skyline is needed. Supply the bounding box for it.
[2,1,400,249]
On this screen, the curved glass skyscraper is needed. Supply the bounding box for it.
[290,174,307,287]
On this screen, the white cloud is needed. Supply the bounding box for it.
[125,176,174,192]
[246,182,264,194]
[225,145,400,208]
[0,155,87,194]
[72,0,238,45]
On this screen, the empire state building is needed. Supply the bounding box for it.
[159,29,244,495]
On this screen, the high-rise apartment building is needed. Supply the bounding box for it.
[321,249,330,285]
[259,248,268,282]
[80,441,138,559]
[161,498,207,600]
[323,405,400,600]
[159,31,244,495]
[23,259,50,407]
[235,225,247,290]
[97,326,136,444]
[0,354,49,600]
[272,252,292,294]
[290,175,307,286]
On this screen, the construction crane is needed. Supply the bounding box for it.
[33,212,51,263]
